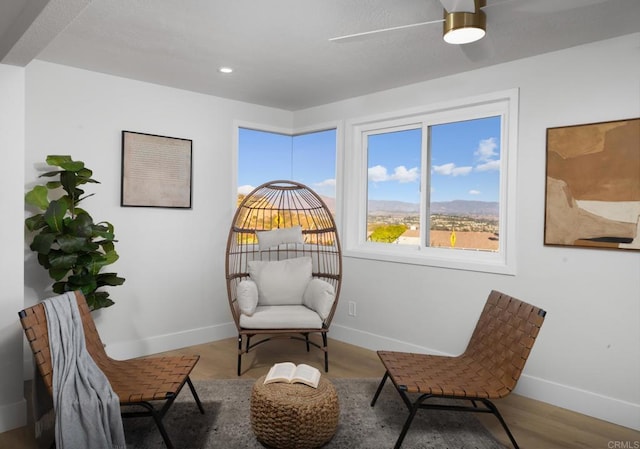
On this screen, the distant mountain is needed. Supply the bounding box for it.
[320,196,498,217]
[367,199,419,214]
[430,200,499,216]
[369,199,498,217]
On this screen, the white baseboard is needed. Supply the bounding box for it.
[104,322,237,360]
[514,374,640,431]
[329,323,640,431]
[0,399,27,434]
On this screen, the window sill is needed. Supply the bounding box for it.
[343,245,516,275]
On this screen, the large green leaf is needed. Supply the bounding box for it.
[45,181,62,189]
[93,222,115,241]
[52,282,68,294]
[100,241,115,253]
[25,186,49,210]
[86,291,114,311]
[103,249,119,265]
[30,232,56,254]
[48,251,77,270]
[49,266,71,281]
[37,253,51,269]
[25,214,47,232]
[84,252,111,275]
[60,171,77,198]
[97,273,126,287]
[57,234,90,253]
[68,272,97,293]
[47,155,85,172]
[40,170,63,178]
[44,198,69,232]
[67,212,94,238]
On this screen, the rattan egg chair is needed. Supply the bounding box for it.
[226,180,342,375]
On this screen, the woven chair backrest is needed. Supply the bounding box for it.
[19,291,109,395]
[226,180,342,326]
[464,290,546,392]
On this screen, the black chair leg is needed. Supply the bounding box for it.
[393,399,424,449]
[322,332,329,372]
[481,399,520,449]
[371,371,389,406]
[237,335,242,376]
[134,402,174,449]
[186,377,205,414]
[304,332,310,351]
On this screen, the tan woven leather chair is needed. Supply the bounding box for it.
[19,290,204,449]
[226,180,342,375]
[371,290,547,449]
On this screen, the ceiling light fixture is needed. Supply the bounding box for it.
[218,66,233,74]
[443,0,486,45]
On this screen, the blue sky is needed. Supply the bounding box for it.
[238,128,336,196]
[368,116,501,203]
[239,116,500,202]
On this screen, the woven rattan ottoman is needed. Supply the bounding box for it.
[250,375,339,449]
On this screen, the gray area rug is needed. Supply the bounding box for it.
[123,378,508,449]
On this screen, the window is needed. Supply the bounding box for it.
[237,127,337,209]
[345,90,518,274]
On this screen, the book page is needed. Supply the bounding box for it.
[264,362,296,384]
[292,363,320,388]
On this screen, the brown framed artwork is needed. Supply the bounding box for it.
[121,131,192,208]
[544,117,639,251]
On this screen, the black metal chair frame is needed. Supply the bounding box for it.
[371,372,520,449]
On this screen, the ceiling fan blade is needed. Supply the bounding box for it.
[329,18,444,43]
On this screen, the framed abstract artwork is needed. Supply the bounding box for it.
[121,131,192,209]
[544,117,639,251]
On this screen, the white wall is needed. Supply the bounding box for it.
[0,64,27,432]
[294,33,640,430]
[23,61,293,356]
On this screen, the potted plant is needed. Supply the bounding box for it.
[25,155,125,310]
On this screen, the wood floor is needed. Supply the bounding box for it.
[2,336,638,448]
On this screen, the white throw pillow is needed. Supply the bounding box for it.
[303,278,336,320]
[256,226,303,251]
[237,279,259,316]
[248,256,312,306]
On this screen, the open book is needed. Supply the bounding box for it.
[263,362,321,388]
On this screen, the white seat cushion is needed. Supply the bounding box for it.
[239,305,323,329]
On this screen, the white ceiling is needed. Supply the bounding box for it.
[1,0,639,111]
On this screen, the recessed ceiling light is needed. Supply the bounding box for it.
[218,67,233,74]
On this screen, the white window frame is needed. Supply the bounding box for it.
[342,89,519,275]
[232,120,343,229]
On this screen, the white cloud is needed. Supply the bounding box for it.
[475,160,501,172]
[433,163,472,176]
[474,137,498,161]
[469,189,481,195]
[368,165,389,182]
[368,165,419,183]
[315,178,336,187]
[237,184,255,195]
[391,165,419,183]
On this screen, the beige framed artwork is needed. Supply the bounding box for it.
[121,131,192,208]
[544,117,640,251]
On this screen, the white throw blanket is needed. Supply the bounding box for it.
[43,292,126,449]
